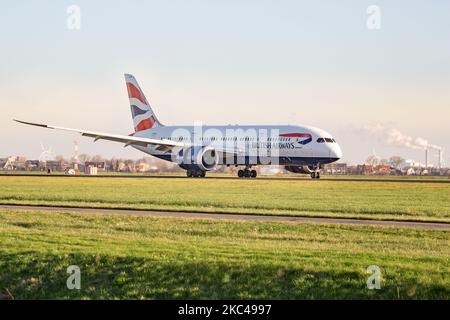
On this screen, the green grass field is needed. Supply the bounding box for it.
[0,209,449,299]
[0,176,449,222]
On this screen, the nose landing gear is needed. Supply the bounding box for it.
[310,163,321,179]
[310,171,320,179]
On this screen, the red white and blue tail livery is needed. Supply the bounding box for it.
[125,74,162,131]
[14,74,342,179]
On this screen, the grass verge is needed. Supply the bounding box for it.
[0,209,449,299]
[0,176,449,222]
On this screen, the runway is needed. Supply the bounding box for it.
[1,173,449,183]
[1,204,449,231]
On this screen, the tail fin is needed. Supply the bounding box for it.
[124,74,163,132]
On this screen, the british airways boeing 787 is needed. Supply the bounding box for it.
[15,74,342,178]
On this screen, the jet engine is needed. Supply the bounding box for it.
[179,146,219,171]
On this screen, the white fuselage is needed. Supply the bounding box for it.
[132,124,342,167]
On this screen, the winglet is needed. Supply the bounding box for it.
[14,119,50,128]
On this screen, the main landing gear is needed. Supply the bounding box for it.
[237,167,257,178]
[186,169,206,178]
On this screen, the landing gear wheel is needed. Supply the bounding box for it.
[310,171,320,179]
[187,170,205,178]
[238,168,257,178]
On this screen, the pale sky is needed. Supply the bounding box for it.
[1,0,449,165]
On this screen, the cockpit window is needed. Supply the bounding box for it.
[317,137,335,143]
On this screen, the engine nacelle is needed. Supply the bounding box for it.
[179,146,219,171]
[284,165,314,174]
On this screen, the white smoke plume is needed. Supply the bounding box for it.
[361,124,442,151]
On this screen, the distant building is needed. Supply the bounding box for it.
[25,160,40,171]
[85,165,98,175]
[347,164,390,175]
[322,163,347,175]
[1,156,27,171]
[135,162,159,173]
[84,161,107,172]
[355,164,372,175]
[0,158,8,169]
[14,156,27,171]
[44,160,66,172]
[373,164,391,175]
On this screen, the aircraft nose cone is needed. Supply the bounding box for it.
[330,144,343,159]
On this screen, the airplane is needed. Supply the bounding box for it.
[14,74,342,179]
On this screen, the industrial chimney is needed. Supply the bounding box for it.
[425,149,428,168]
[73,140,79,172]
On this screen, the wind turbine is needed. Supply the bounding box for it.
[38,142,54,163]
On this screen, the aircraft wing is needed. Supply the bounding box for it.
[14,119,184,149]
